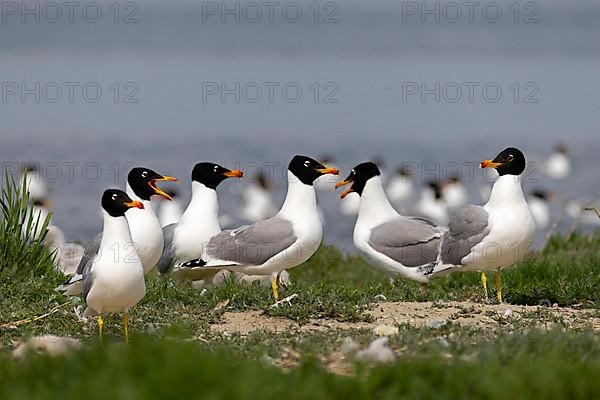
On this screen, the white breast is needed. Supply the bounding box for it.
[464,176,535,272]
[85,213,145,314]
[173,182,222,262]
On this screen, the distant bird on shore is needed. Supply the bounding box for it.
[427,147,535,303]
[239,171,277,222]
[21,162,48,201]
[441,175,468,212]
[545,144,570,180]
[528,189,552,230]
[82,189,146,342]
[174,155,339,302]
[415,181,449,225]
[336,162,443,282]
[58,167,176,295]
[386,166,416,209]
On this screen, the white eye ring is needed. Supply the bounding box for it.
[304,161,310,166]
[507,155,514,161]
[214,166,218,171]
[142,171,148,177]
[111,194,117,200]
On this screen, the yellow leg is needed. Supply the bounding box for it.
[271,275,279,302]
[123,312,129,344]
[496,271,503,303]
[97,314,104,342]
[481,272,488,301]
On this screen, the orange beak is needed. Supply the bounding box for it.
[149,176,178,200]
[316,166,340,175]
[222,169,244,178]
[125,200,144,210]
[335,179,353,199]
[480,160,503,169]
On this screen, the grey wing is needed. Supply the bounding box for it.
[157,223,176,274]
[368,217,443,268]
[75,232,102,275]
[81,254,96,301]
[207,217,297,266]
[440,205,490,265]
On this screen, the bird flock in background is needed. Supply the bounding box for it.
[15,145,599,341]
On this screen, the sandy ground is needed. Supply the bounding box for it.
[211,301,600,335]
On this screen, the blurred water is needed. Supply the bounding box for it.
[1,0,599,249]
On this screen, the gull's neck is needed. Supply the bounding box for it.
[179,181,221,232]
[485,175,527,210]
[278,170,318,219]
[126,183,154,211]
[357,176,399,227]
[100,210,133,249]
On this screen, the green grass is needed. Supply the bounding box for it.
[1,330,599,399]
[0,173,54,276]
[1,232,599,345]
[1,174,600,398]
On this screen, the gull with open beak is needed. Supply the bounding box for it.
[82,189,146,343]
[427,147,535,303]
[58,167,177,295]
[336,162,444,282]
[174,155,339,302]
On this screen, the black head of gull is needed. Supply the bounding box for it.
[102,189,144,217]
[531,189,551,201]
[255,171,271,190]
[335,162,380,198]
[396,166,414,178]
[22,162,40,173]
[128,167,177,201]
[554,143,568,155]
[288,155,339,185]
[426,181,443,200]
[192,163,243,190]
[480,147,526,176]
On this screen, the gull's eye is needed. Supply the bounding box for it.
[142,171,148,178]
[214,166,219,172]
[304,161,310,167]
[111,194,117,200]
[507,155,514,162]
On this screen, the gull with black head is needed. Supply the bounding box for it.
[427,147,535,303]
[82,189,146,342]
[157,162,243,275]
[336,162,443,282]
[174,155,339,301]
[58,167,176,295]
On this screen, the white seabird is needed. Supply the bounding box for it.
[157,163,243,275]
[545,144,570,180]
[441,175,468,212]
[21,163,48,201]
[174,155,339,301]
[82,189,146,342]
[427,147,536,303]
[336,162,443,283]
[58,167,176,295]
[386,166,416,210]
[528,190,552,230]
[415,181,449,225]
[239,172,277,222]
